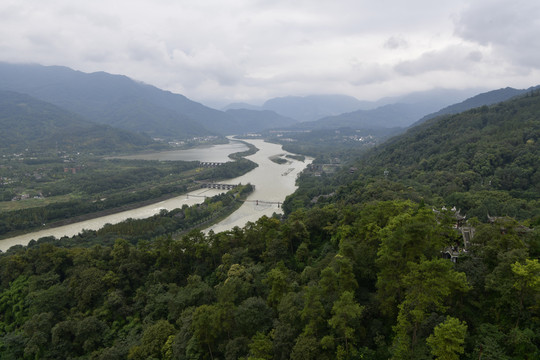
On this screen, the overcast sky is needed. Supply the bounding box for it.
[1,0,539,107]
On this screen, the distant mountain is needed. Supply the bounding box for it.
[282,87,536,131]
[0,91,155,153]
[225,109,298,132]
[222,102,264,111]
[259,95,371,122]
[412,86,540,126]
[0,63,239,138]
[375,88,482,108]
[299,102,437,130]
[225,89,480,127]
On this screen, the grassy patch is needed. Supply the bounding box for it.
[0,194,75,212]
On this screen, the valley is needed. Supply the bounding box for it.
[0,139,311,251]
[0,63,538,359]
[0,140,257,241]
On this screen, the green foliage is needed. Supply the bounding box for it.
[248,332,273,360]
[426,316,467,360]
[0,276,29,334]
[0,199,537,359]
[391,259,470,359]
[327,291,364,357]
[128,320,175,360]
[376,205,449,317]
[1,93,540,359]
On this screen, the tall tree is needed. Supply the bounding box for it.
[392,259,470,359]
[426,316,467,360]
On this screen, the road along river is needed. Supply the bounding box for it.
[0,139,311,252]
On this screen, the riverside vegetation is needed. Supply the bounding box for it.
[0,156,256,239]
[0,92,539,359]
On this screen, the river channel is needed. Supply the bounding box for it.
[0,139,311,252]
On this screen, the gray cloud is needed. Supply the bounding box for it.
[0,0,538,105]
[384,36,408,50]
[455,0,540,68]
[394,45,485,76]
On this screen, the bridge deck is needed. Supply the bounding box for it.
[186,194,281,207]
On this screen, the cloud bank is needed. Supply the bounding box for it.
[1,0,539,106]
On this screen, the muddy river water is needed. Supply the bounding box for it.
[0,139,311,252]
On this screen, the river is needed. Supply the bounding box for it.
[0,139,311,252]
[113,140,249,162]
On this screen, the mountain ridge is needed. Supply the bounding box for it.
[0,63,234,138]
[0,90,156,154]
[411,86,540,127]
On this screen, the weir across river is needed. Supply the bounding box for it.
[200,182,239,190]
[0,138,311,252]
[199,182,257,191]
[199,162,225,167]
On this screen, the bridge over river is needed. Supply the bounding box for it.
[186,193,281,207]
[0,138,311,252]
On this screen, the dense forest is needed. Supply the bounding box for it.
[0,93,539,359]
[285,91,540,223]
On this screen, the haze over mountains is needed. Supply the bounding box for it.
[224,89,481,123]
[0,91,155,154]
[1,62,538,141]
[224,94,371,122]
[295,87,540,131]
[412,86,540,126]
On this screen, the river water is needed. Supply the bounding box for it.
[0,139,311,252]
[114,140,249,162]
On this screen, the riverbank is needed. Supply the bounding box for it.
[0,185,198,241]
[0,139,311,252]
[0,138,258,241]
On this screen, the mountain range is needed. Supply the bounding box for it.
[0,91,156,154]
[0,63,297,138]
[224,94,371,122]
[411,86,540,126]
[1,62,538,141]
[283,87,537,132]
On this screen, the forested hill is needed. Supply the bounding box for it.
[0,63,235,138]
[0,91,538,359]
[412,86,540,127]
[330,90,540,221]
[0,91,156,154]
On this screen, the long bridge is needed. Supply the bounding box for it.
[188,195,281,207]
[187,191,281,208]
[245,199,282,207]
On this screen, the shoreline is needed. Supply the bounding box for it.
[0,140,259,242]
[0,139,310,252]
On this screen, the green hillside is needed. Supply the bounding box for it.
[359,90,540,220]
[284,90,540,221]
[0,91,157,154]
[0,63,241,138]
[0,90,538,359]
[413,86,538,126]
